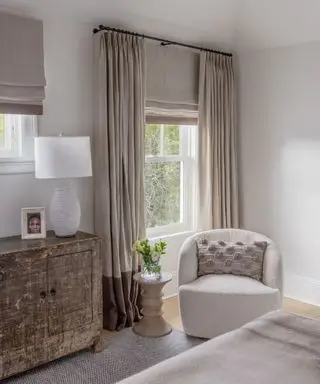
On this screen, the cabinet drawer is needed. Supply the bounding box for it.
[49,240,99,258]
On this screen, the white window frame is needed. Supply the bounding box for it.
[0,114,38,175]
[146,124,197,238]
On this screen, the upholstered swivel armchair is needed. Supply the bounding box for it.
[178,229,283,339]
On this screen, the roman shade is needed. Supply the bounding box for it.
[146,42,199,112]
[145,105,198,125]
[0,12,46,115]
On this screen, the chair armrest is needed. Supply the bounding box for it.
[262,242,283,295]
[178,237,198,287]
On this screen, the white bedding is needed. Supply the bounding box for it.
[119,311,320,384]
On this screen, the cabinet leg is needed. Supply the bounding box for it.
[91,336,103,353]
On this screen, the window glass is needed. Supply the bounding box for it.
[0,114,5,147]
[145,124,160,156]
[0,114,37,174]
[145,161,181,228]
[163,125,180,156]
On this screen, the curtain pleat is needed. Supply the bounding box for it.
[93,31,146,331]
[197,52,239,230]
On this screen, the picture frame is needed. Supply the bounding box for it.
[21,207,46,240]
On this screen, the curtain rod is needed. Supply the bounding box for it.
[93,25,232,57]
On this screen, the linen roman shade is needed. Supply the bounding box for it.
[145,105,198,125]
[0,12,46,115]
[145,42,199,121]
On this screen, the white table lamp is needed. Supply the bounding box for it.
[35,136,92,237]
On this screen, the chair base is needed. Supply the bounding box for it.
[179,275,282,339]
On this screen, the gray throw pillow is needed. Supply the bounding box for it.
[197,239,268,281]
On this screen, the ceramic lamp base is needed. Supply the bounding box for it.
[49,180,80,237]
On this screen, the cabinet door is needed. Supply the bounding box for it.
[47,251,93,338]
[0,253,47,379]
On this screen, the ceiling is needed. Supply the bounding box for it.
[1,0,320,52]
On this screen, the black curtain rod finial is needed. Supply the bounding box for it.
[160,42,173,47]
[93,25,232,57]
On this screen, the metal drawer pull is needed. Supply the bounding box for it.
[40,291,46,299]
[50,289,56,297]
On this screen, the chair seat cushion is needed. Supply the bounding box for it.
[179,274,281,338]
[181,274,277,295]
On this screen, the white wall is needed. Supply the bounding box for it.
[156,231,193,298]
[239,40,320,305]
[0,20,94,237]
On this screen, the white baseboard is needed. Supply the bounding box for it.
[284,272,320,306]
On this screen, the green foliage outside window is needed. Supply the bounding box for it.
[145,124,160,155]
[163,125,180,155]
[145,124,181,228]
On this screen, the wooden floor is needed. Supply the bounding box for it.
[163,296,320,331]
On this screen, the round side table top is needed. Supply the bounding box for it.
[134,272,172,285]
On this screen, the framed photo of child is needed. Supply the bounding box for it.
[21,207,46,240]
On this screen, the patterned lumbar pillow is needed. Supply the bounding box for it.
[197,239,268,281]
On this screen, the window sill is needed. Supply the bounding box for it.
[0,160,35,175]
[148,230,195,241]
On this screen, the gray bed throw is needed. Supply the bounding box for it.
[120,311,320,384]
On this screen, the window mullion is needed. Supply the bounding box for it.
[181,125,189,158]
[180,159,184,223]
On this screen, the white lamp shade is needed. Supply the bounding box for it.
[35,136,92,179]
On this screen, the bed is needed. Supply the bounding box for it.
[119,311,320,384]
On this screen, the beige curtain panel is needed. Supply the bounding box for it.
[0,12,46,115]
[198,52,239,229]
[93,32,146,331]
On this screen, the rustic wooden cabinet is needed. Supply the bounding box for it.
[0,231,102,380]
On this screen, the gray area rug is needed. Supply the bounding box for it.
[4,328,204,384]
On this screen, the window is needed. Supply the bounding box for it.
[145,123,197,237]
[0,114,37,174]
[0,114,22,158]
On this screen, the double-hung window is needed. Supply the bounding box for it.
[145,122,197,237]
[0,114,23,158]
[0,114,37,174]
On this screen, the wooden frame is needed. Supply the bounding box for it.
[21,207,46,239]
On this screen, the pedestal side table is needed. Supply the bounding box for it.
[133,272,172,337]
